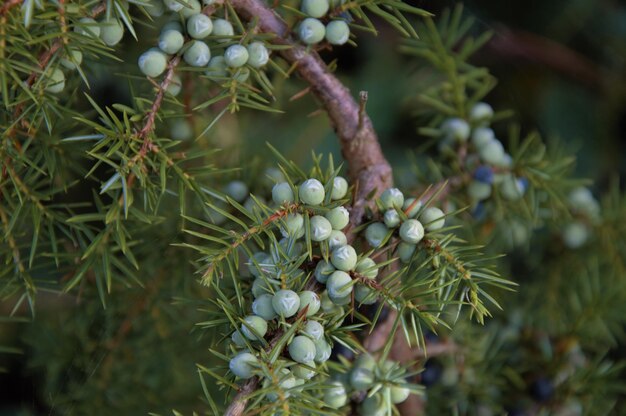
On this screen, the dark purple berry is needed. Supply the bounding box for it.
[420,359,443,387]
[473,165,494,184]
[530,377,554,402]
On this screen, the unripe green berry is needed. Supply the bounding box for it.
[380,188,404,210]
[441,117,470,142]
[44,68,65,93]
[328,230,347,250]
[355,353,377,372]
[350,367,374,390]
[281,213,305,238]
[229,351,258,378]
[246,41,270,68]
[355,257,378,279]
[354,284,376,305]
[468,180,492,201]
[145,0,164,16]
[272,289,301,317]
[99,18,124,46]
[397,242,416,263]
[241,315,268,340]
[161,20,184,33]
[224,180,249,202]
[323,381,347,409]
[251,277,277,298]
[231,329,246,347]
[299,18,325,45]
[328,292,351,305]
[163,0,185,11]
[331,176,349,200]
[310,215,333,241]
[266,369,297,401]
[399,219,424,244]
[224,44,249,68]
[293,361,316,379]
[315,260,335,283]
[365,222,388,248]
[233,67,250,82]
[325,20,350,45]
[320,291,343,314]
[186,13,213,39]
[298,290,321,316]
[402,197,422,218]
[166,73,182,96]
[469,102,494,124]
[563,222,588,249]
[326,270,352,298]
[360,394,386,416]
[325,206,350,230]
[206,56,228,78]
[170,119,193,140]
[420,207,445,231]
[74,17,100,38]
[299,178,325,205]
[60,49,83,70]
[184,40,211,67]
[383,209,401,228]
[331,244,357,271]
[302,320,324,340]
[279,238,304,257]
[479,139,505,165]
[390,385,410,404]
[180,0,201,18]
[263,167,285,188]
[212,18,234,41]
[289,335,317,363]
[138,49,167,77]
[471,127,495,149]
[252,294,277,320]
[272,182,294,204]
[248,252,269,277]
[499,175,525,201]
[301,0,330,18]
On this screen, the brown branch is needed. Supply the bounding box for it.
[224,377,260,416]
[0,0,21,16]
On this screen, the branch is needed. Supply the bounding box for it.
[0,0,20,16]
[224,377,260,416]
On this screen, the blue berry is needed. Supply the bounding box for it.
[473,165,494,184]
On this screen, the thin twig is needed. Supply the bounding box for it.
[0,0,21,16]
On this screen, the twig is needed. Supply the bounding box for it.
[224,377,260,416]
[0,0,21,16]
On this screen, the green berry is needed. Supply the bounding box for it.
[323,381,347,409]
[161,20,184,33]
[184,40,211,67]
[272,289,301,317]
[279,238,304,257]
[441,117,470,142]
[281,213,305,238]
[158,28,185,54]
[247,41,270,68]
[326,270,352,298]
[263,167,285,188]
[383,209,401,228]
[170,119,193,140]
[74,17,100,38]
[166,73,182,96]
[224,44,249,68]
[479,139,505,165]
[298,290,321,316]
[224,180,249,202]
[350,367,374,390]
[390,385,410,404]
[266,369,297,401]
[355,257,378,279]
[293,361,316,379]
[331,176,349,200]
[469,102,494,124]
[206,56,228,77]
[397,242,416,263]
[145,0,164,16]
[355,353,377,371]
[360,394,386,416]
[289,335,317,363]
[365,222,388,248]
[420,207,445,231]
[241,315,268,340]
[233,67,250,82]
[315,260,335,283]
[402,197,422,218]
[272,182,295,204]
[302,320,324,340]
[320,291,343,314]
[468,180,492,201]
[248,252,269,277]
[138,49,167,77]
[325,206,350,230]
[563,222,588,249]
[44,68,65,93]
[499,175,525,200]
[471,127,495,149]
[325,20,350,45]
[310,215,333,241]
[251,277,277,298]
[380,188,404,210]
[331,245,357,271]
[180,0,201,18]
[301,0,329,18]
[328,230,347,250]
[163,0,184,11]
[99,18,124,46]
[328,292,351,305]
[399,219,424,244]
[299,178,325,205]
[252,294,277,320]
[60,49,83,70]
[354,284,376,305]
[231,329,246,347]
[299,18,325,45]
[229,351,258,378]
[212,18,234,41]
[187,13,213,39]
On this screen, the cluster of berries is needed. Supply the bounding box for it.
[562,187,600,249]
[365,188,446,263]
[297,0,350,46]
